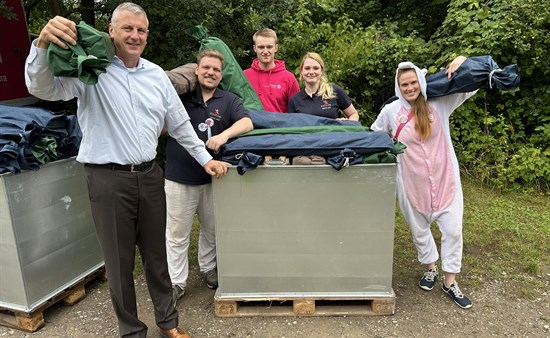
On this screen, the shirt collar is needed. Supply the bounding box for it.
[191,86,223,105]
[112,56,145,70]
[299,88,317,100]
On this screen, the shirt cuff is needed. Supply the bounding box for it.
[29,39,48,65]
[194,150,213,167]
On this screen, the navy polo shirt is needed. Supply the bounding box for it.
[165,87,249,185]
[287,84,352,119]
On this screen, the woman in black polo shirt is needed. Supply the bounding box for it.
[287,52,359,121]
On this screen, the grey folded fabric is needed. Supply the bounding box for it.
[264,155,290,165]
[165,63,197,95]
[291,155,326,165]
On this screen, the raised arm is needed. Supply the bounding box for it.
[445,56,468,79]
[37,16,78,49]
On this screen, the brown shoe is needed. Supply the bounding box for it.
[159,326,190,338]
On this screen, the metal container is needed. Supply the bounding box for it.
[213,164,397,299]
[0,158,103,312]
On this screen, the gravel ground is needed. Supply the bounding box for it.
[1,265,549,338]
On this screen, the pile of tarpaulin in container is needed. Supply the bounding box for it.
[220,55,520,175]
[221,111,400,174]
[0,105,81,174]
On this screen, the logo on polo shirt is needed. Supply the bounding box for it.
[209,108,221,121]
[321,99,332,110]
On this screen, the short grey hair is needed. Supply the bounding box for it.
[111,2,149,26]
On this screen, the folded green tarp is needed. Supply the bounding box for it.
[47,21,115,85]
[31,136,58,164]
[241,125,371,137]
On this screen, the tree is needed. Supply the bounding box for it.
[20,0,549,191]
[275,0,549,191]
[0,0,17,20]
[80,0,94,26]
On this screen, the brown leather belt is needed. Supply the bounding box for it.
[85,160,154,172]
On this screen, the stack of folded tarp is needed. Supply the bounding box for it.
[0,105,82,174]
[222,110,399,174]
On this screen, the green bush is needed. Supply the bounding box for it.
[275,0,549,193]
[24,0,548,193]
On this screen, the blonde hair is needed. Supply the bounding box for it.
[197,49,224,67]
[397,68,431,140]
[252,28,278,44]
[299,52,335,100]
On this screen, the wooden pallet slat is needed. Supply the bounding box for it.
[214,289,396,317]
[0,311,45,333]
[61,284,87,306]
[0,266,105,332]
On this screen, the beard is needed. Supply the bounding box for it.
[198,77,219,90]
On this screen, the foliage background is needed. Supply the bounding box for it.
[14,0,550,192]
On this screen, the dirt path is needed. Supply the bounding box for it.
[1,265,548,338]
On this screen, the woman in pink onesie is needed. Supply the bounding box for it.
[371,56,474,309]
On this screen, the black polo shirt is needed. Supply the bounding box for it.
[165,87,249,185]
[287,84,352,119]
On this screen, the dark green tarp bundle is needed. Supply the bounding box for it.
[31,136,58,164]
[47,21,115,85]
[187,25,264,111]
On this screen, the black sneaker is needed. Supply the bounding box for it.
[172,285,185,308]
[442,282,472,309]
[204,268,218,289]
[419,268,438,291]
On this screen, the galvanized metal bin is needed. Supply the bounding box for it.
[213,164,397,299]
[0,158,104,312]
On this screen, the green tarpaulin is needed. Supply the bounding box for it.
[47,21,115,85]
[188,25,263,111]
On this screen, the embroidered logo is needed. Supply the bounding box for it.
[209,108,221,121]
[321,100,332,110]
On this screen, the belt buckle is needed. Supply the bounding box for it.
[130,164,138,172]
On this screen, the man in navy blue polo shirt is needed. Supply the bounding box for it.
[164,49,253,305]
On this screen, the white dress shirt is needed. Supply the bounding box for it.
[25,40,212,166]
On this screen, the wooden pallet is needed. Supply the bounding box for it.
[214,289,395,317]
[0,266,106,332]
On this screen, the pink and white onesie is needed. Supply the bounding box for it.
[371,64,477,274]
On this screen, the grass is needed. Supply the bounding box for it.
[393,176,550,297]
[136,176,549,299]
[134,218,201,276]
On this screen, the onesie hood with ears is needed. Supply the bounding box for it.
[394,62,427,108]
